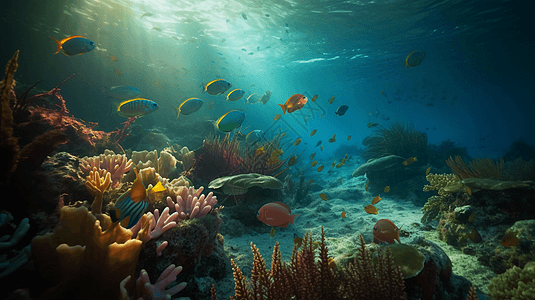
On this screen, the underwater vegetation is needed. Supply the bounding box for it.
[363,121,428,163]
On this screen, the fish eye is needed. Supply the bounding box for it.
[373,226,377,231]
[257,212,260,215]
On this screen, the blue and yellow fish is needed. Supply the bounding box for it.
[117,98,159,118]
[216,110,246,132]
[49,35,95,56]
[108,86,142,100]
[203,79,232,95]
[109,166,148,228]
[226,89,245,101]
[174,98,203,119]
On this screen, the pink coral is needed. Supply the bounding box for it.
[80,150,133,186]
[166,186,218,220]
[120,264,187,300]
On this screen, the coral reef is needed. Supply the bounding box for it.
[131,149,179,179]
[166,186,218,221]
[446,155,504,179]
[228,227,407,299]
[488,261,535,300]
[80,150,133,186]
[363,122,428,162]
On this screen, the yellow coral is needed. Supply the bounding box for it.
[85,167,112,215]
[488,261,535,300]
[423,173,460,196]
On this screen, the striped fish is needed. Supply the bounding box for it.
[110,166,148,228]
[117,98,159,118]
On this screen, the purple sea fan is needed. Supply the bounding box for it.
[166,186,218,221]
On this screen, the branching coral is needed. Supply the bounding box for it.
[119,264,187,300]
[364,122,428,160]
[488,261,535,300]
[446,155,504,179]
[166,186,218,220]
[229,226,407,299]
[80,150,132,186]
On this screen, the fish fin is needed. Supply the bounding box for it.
[49,36,62,54]
[174,107,180,119]
[278,104,287,114]
[201,82,206,93]
[109,208,121,222]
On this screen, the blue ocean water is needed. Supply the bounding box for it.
[1,0,533,159]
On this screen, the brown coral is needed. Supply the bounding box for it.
[446,155,504,179]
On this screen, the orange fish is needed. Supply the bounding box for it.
[402,157,417,166]
[347,135,351,141]
[294,138,302,146]
[328,134,336,143]
[274,114,281,121]
[257,202,297,228]
[111,55,118,61]
[373,219,400,243]
[310,129,317,136]
[341,211,346,218]
[311,95,318,102]
[320,145,323,151]
[468,229,482,243]
[317,165,324,172]
[365,181,369,191]
[500,232,520,247]
[466,186,472,195]
[279,94,307,114]
[294,234,304,248]
[320,193,328,201]
[115,70,121,76]
[266,156,280,166]
[372,194,381,205]
[364,205,379,215]
[425,166,431,175]
[328,96,335,105]
[311,161,318,167]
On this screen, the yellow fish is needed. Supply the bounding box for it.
[272,149,284,157]
[320,145,323,151]
[266,156,280,165]
[270,226,276,239]
[274,114,281,121]
[372,194,381,205]
[365,181,370,191]
[347,135,351,141]
[317,165,324,172]
[402,157,417,166]
[151,181,167,193]
[203,79,232,95]
[312,95,318,102]
[281,132,287,137]
[367,122,379,128]
[49,35,96,56]
[320,193,328,201]
[341,211,346,218]
[426,167,431,175]
[294,138,302,146]
[294,234,304,248]
[332,161,336,168]
[308,179,313,184]
[311,161,318,167]
[328,96,335,105]
[328,134,336,143]
[364,205,379,215]
[336,163,344,168]
[255,146,265,156]
[310,152,316,160]
[310,129,317,136]
[384,186,390,193]
[288,155,297,166]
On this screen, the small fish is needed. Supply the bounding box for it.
[152,27,162,32]
[425,167,431,175]
[347,136,351,141]
[311,161,318,167]
[335,105,349,116]
[405,50,426,68]
[341,211,346,218]
[151,181,167,193]
[259,91,272,105]
[216,110,246,132]
[402,157,417,166]
[115,70,121,76]
[372,195,381,205]
[373,219,400,243]
[270,226,276,239]
[320,193,328,201]
[141,12,154,18]
[310,129,317,136]
[364,205,379,215]
[272,149,284,157]
[266,156,280,166]
[49,35,95,56]
[279,94,307,114]
[365,181,369,191]
[109,166,148,228]
[315,141,322,147]
[332,161,336,168]
[381,90,385,96]
[294,138,302,146]
[110,55,118,61]
[226,89,246,101]
[328,96,335,105]
[255,146,265,156]
[109,86,141,100]
[246,130,263,145]
[248,52,254,55]
[328,134,336,143]
[310,153,316,160]
[294,234,304,248]
[208,101,215,109]
[308,179,313,184]
[288,155,297,166]
[317,165,324,172]
[274,114,281,121]
[468,213,475,223]
[320,145,323,151]
[174,98,203,119]
[500,232,520,247]
[336,163,344,168]
[203,79,232,95]
[384,186,390,193]
[257,202,297,228]
[312,95,318,102]
[281,132,287,137]
[367,122,379,128]
[242,13,247,20]
[468,229,482,243]
[117,98,159,118]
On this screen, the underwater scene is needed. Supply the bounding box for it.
[1,0,534,299]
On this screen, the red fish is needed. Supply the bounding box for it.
[257,202,297,228]
[373,219,400,244]
[278,94,307,114]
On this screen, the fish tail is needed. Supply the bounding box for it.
[201,82,206,93]
[278,104,287,114]
[174,107,180,119]
[49,36,62,54]
[290,214,298,225]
